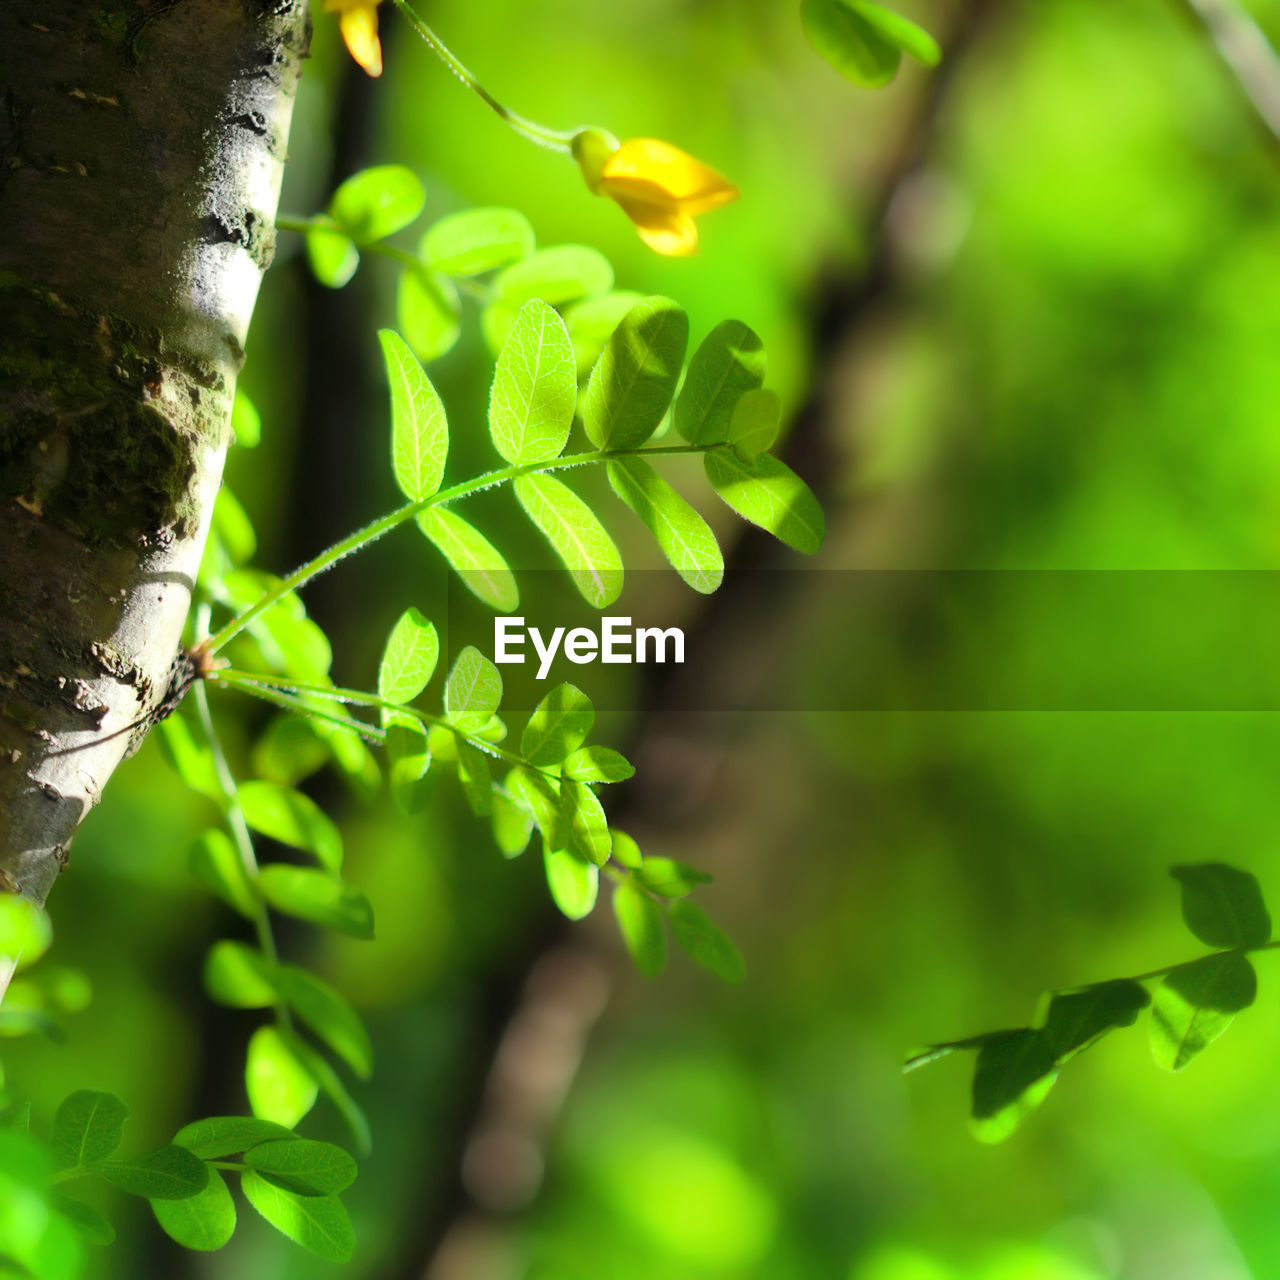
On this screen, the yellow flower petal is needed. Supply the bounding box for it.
[335,4,382,77]
[608,193,700,257]
[600,138,738,213]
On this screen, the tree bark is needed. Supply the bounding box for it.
[0,1,310,933]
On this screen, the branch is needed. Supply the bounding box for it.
[1177,0,1280,145]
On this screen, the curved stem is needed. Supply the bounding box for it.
[389,0,577,154]
[202,443,710,656]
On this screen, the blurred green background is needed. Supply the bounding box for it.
[10,0,1280,1275]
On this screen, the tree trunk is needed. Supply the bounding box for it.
[0,1,310,937]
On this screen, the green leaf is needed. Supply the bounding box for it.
[278,1031,372,1157]
[455,739,494,817]
[203,942,277,1009]
[212,487,257,565]
[562,745,634,783]
[276,967,373,1080]
[188,829,258,920]
[491,790,534,858]
[1151,952,1257,1072]
[386,716,432,816]
[379,329,449,501]
[51,1092,128,1170]
[421,206,535,277]
[607,457,723,594]
[514,473,624,608]
[544,846,599,920]
[0,897,51,973]
[305,228,358,288]
[246,1026,318,1128]
[396,267,461,363]
[609,829,643,870]
[494,244,614,308]
[564,290,646,374]
[1171,863,1271,950]
[241,1171,355,1262]
[561,779,611,866]
[488,299,578,464]
[633,857,711,899]
[244,1140,357,1197]
[51,1195,115,1246]
[508,769,568,853]
[329,164,425,242]
[673,320,766,445]
[173,1116,296,1160]
[853,1,940,65]
[1040,979,1151,1062]
[416,508,520,613]
[238,781,343,872]
[666,901,745,983]
[444,646,503,731]
[969,1029,1059,1144]
[726,388,781,457]
[94,1145,209,1200]
[231,388,261,449]
[801,0,937,87]
[257,867,374,940]
[704,448,825,554]
[584,296,689,451]
[377,607,439,708]
[252,717,330,787]
[151,1170,235,1250]
[520,684,595,767]
[156,714,222,802]
[613,881,667,979]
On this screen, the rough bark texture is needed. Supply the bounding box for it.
[0,0,310,914]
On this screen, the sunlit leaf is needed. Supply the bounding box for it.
[329,164,425,242]
[379,329,448,501]
[609,829,644,870]
[488,299,577,464]
[422,206,535,277]
[443,646,503,731]
[633,857,711,899]
[726,388,781,457]
[278,1032,371,1157]
[514,473,624,608]
[416,508,520,613]
[305,228,358,288]
[608,457,723,593]
[241,1171,354,1262]
[246,1026,318,1128]
[257,866,374,940]
[276,967,373,1080]
[173,1116,296,1160]
[613,881,667,978]
[584,296,688,451]
[188,829,257,920]
[704,448,825,554]
[396,268,461,363]
[491,790,534,858]
[564,290,645,373]
[801,0,939,86]
[238,781,343,872]
[455,739,494,817]
[494,244,613,308]
[377,607,439,708]
[203,941,277,1009]
[508,769,568,853]
[1151,952,1257,1072]
[969,1029,1058,1144]
[520,684,595,767]
[562,745,634,783]
[544,846,599,920]
[151,1169,235,1250]
[674,320,766,445]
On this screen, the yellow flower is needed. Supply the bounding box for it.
[325,0,383,78]
[574,133,739,257]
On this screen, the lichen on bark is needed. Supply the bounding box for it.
[0,0,311,930]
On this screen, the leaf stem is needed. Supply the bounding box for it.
[202,444,711,656]
[388,0,577,154]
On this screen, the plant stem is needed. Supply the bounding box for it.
[202,444,710,656]
[389,0,577,154]
[192,669,292,1032]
